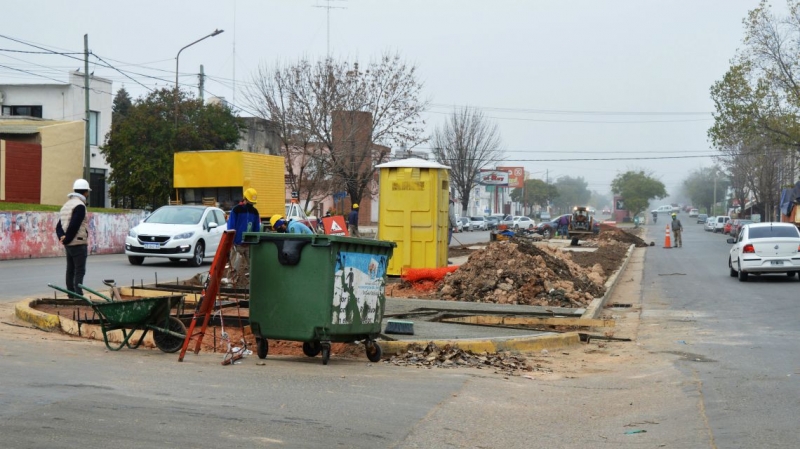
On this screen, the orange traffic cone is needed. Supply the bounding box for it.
[663,225,672,249]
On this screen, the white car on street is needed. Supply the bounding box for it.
[512,216,536,231]
[704,217,716,232]
[727,222,800,282]
[469,216,488,231]
[125,205,228,267]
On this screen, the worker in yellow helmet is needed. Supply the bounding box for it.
[226,188,260,287]
[270,214,314,235]
[347,202,360,237]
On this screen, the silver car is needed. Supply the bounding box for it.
[469,216,488,231]
[728,222,800,282]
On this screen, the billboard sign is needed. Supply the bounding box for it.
[478,170,509,186]
[497,166,525,188]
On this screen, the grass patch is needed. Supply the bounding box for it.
[0,202,131,214]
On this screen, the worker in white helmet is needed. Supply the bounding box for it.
[55,179,91,297]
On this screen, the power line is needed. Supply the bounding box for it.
[429,103,713,116]
[424,110,712,124]
[0,48,83,55]
[0,63,66,84]
[92,53,152,92]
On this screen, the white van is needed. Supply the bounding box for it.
[652,205,673,214]
[713,216,730,233]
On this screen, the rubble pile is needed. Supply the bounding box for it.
[386,342,536,376]
[567,242,631,277]
[439,238,606,307]
[589,225,651,247]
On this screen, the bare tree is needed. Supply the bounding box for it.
[245,61,331,212]
[431,106,504,216]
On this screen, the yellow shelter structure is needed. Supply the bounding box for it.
[375,158,451,276]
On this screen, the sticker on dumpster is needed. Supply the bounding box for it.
[332,251,388,325]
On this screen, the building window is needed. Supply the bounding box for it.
[89,111,99,146]
[1,105,43,118]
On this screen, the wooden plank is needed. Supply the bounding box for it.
[441,315,615,328]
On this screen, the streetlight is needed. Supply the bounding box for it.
[175,29,224,126]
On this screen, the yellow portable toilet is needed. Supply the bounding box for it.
[375,158,451,276]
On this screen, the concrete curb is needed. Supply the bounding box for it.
[379,332,582,355]
[14,299,61,332]
[582,243,636,319]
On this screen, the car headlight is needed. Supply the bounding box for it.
[128,229,138,238]
[173,231,195,240]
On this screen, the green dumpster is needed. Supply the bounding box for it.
[243,232,395,365]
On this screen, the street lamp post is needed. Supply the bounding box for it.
[175,29,224,127]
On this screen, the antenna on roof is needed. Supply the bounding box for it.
[313,0,346,57]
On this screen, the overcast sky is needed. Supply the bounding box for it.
[0,1,769,200]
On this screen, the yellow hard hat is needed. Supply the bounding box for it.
[352,203,359,209]
[270,214,284,228]
[244,188,258,204]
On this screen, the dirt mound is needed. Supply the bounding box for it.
[438,238,606,307]
[588,225,650,247]
[568,242,631,277]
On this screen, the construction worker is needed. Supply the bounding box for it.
[55,179,91,298]
[347,203,360,237]
[226,188,260,287]
[271,214,314,235]
[448,194,458,264]
[671,213,683,248]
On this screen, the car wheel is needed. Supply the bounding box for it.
[729,257,737,277]
[514,225,519,231]
[737,260,748,282]
[128,256,144,265]
[543,228,551,239]
[188,241,205,267]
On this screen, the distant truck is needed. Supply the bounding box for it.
[172,150,285,225]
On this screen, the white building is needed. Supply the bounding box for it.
[0,71,113,207]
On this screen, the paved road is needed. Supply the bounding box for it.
[640,217,800,448]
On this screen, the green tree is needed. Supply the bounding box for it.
[111,87,133,125]
[510,179,558,211]
[611,170,667,218]
[552,176,590,212]
[681,167,729,215]
[102,88,243,208]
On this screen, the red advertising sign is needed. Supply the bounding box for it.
[479,170,509,186]
[497,166,525,188]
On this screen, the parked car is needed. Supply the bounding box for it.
[723,220,735,235]
[696,213,708,224]
[469,216,488,231]
[500,215,516,228]
[704,217,716,231]
[535,214,569,238]
[713,216,731,233]
[512,216,536,231]
[732,219,753,236]
[485,216,501,230]
[727,222,800,281]
[689,208,699,217]
[456,216,470,232]
[125,205,228,267]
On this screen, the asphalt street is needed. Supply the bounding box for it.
[640,217,800,448]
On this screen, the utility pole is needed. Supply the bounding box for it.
[198,65,205,102]
[713,171,717,216]
[83,34,90,185]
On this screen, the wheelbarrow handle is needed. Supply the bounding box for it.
[78,284,114,303]
[46,284,98,307]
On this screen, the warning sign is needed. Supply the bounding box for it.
[322,216,349,236]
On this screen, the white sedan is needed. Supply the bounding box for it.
[512,216,536,231]
[125,205,228,267]
[727,222,800,282]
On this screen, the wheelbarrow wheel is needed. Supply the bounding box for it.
[321,343,331,365]
[153,317,186,353]
[365,340,382,363]
[302,341,321,357]
[256,337,268,359]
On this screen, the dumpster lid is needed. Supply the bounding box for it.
[375,157,450,170]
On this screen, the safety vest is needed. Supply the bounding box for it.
[60,197,89,246]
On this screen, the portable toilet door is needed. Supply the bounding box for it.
[375,158,451,276]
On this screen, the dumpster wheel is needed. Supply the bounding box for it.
[365,340,382,363]
[321,343,331,365]
[256,337,268,359]
[302,341,322,357]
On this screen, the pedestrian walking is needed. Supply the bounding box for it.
[226,188,261,287]
[55,179,91,298]
[347,203,360,238]
[671,213,683,248]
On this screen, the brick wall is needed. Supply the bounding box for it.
[3,141,42,203]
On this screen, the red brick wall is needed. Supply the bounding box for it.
[2,141,42,203]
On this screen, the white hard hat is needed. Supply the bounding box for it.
[73,179,91,191]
